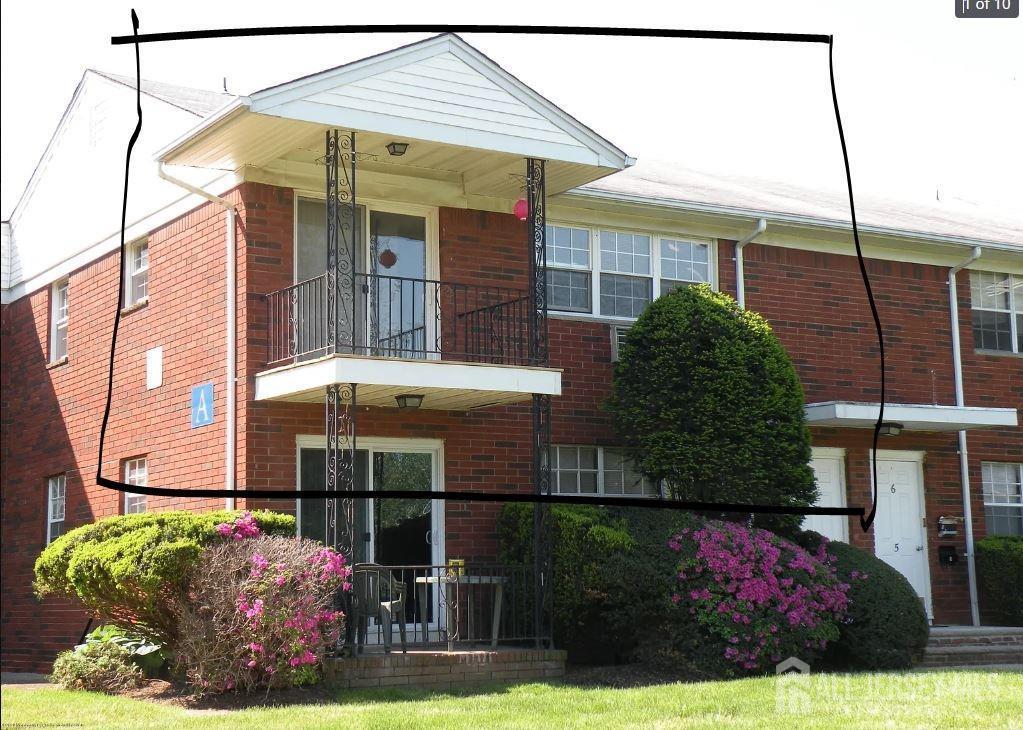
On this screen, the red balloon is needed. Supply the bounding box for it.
[513,198,529,221]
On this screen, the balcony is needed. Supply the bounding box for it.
[256,272,562,409]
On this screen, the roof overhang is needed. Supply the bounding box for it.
[254,354,561,411]
[805,401,1018,432]
[156,34,631,199]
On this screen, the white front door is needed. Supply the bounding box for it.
[872,453,932,618]
[805,448,849,542]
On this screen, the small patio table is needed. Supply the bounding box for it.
[415,572,506,651]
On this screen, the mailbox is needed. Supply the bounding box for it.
[937,515,963,538]
[938,545,959,565]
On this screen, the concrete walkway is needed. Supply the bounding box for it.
[1,672,50,688]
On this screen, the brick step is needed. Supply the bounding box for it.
[927,629,1023,649]
[920,644,1023,667]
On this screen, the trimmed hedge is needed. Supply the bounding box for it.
[795,531,929,669]
[35,510,294,645]
[607,284,817,534]
[976,535,1023,626]
[497,503,692,663]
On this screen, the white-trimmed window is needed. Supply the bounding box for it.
[982,462,1023,536]
[46,474,66,544]
[970,271,1022,353]
[552,445,660,497]
[545,225,713,319]
[50,278,69,362]
[124,458,148,514]
[125,239,149,306]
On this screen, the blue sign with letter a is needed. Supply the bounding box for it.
[191,383,214,428]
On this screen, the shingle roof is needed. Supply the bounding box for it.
[90,70,234,117]
[578,160,1023,248]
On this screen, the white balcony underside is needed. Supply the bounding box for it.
[254,354,562,410]
[805,401,1018,432]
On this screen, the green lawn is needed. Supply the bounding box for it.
[3,670,1021,729]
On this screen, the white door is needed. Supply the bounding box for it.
[805,449,849,542]
[872,454,932,618]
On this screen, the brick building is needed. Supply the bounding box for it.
[2,34,1021,672]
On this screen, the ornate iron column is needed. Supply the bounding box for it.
[526,158,554,648]
[325,383,357,558]
[325,129,357,356]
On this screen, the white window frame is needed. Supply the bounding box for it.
[50,278,69,363]
[545,222,716,322]
[545,224,593,314]
[551,445,662,498]
[123,458,148,514]
[970,271,1022,354]
[46,474,67,544]
[981,462,1023,536]
[124,239,149,307]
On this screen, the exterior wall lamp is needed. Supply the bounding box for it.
[395,394,424,410]
[386,141,409,156]
[879,422,904,436]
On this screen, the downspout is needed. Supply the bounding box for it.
[735,218,767,308]
[158,163,238,510]
[948,245,983,626]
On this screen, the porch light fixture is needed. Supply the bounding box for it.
[879,421,904,436]
[513,198,529,221]
[386,141,409,157]
[395,393,424,410]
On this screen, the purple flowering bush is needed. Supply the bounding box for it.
[173,514,352,693]
[667,520,850,673]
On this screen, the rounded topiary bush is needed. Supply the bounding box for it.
[795,531,929,669]
[607,284,816,533]
[976,535,1023,626]
[34,510,295,646]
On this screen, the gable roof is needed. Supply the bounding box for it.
[575,160,1023,249]
[89,70,233,117]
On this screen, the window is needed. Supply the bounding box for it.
[124,458,148,514]
[970,271,1022,353]
[545,225,591,313]
[544,224,713,319]
[47,474,66,544]
[982,462,1023,536]
[552,445,660,497]
[125,240,149,306]
[50,279,69,362]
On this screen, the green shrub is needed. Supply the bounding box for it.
[795,531,929,669]
[607,284,816,533]
[34,510,294,645]
[51,641,145,693]
[976,535,1023,625]
[80,624,165,677]
[498,503,692,662]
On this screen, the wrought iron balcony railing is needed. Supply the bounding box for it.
[265,273,533,367]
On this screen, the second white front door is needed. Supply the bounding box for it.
[872,453,932,619]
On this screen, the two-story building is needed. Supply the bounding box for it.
[2,33,1021,672]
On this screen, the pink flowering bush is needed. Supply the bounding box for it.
[174,529,351,694]
[666,520,850,674]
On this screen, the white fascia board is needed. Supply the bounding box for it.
[2,171,241,304]
[255,355,562,401]
[565,188,1023,254]
[805,401,1018,431]
[257,99,603,166]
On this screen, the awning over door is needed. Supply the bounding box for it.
[804,401,1018,432]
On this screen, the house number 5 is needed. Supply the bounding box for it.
[894,543,900,552]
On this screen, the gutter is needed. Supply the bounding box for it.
[948,245,983,626]
[734,218,767,308]
[158,163,239,511]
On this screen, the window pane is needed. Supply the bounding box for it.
[558,446,578,469]
[132,270,148,302]
[54,324,68,361]
[972,310,1012,351]
[600,231,650,275]
[970,272,1011,311]
[579,472,598,494]
[984,505,1023,536]
[546,225,589,269]
[600,274,651,318]
[660,279,693,297]
[578,447,598,470]
[546,270,591,313]
[660,239,710,286]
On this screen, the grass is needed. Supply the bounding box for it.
[3,670,1021,729]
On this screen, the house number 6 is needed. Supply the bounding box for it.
[890,483,897,494]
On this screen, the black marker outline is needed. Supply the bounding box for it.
[97,15,882,530]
